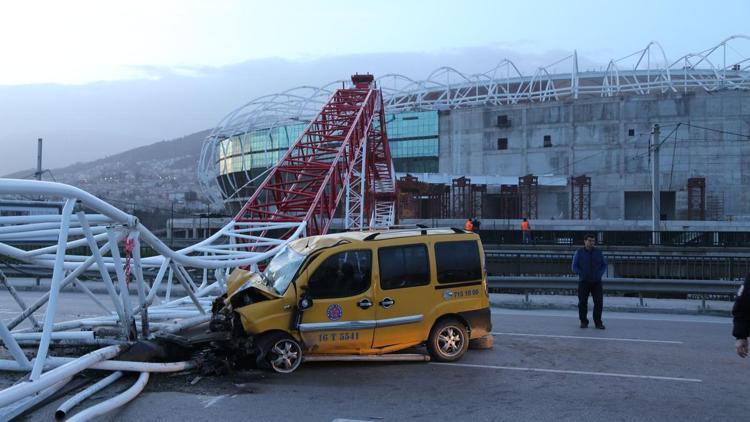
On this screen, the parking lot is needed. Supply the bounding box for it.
[4,298,746,422]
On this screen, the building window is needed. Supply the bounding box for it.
[628,128,635,137]
[543,135,552,147]
[497,138,508,150]
[497,115,510,127]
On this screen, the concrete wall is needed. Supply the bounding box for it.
[438,90,750,221]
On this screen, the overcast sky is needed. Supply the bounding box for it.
[1,0,748,175]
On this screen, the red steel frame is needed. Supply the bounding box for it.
[234,75,394,244]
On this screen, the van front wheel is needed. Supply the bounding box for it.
[256,333,303,374]
[427,319,468,362]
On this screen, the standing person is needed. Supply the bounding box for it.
[473,218,481,233]
[464,218,473,232]
[521,218,531,244]
[571,234,608,329]
[732,274,750,358]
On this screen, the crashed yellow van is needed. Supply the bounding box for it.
[210,228,492,373]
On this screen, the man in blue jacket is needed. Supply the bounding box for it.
[571,234,608,329]
[732,274,750,358]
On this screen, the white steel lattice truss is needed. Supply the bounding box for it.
[199,35,750,207]
[0,78,393,417]
[0,179,307,417]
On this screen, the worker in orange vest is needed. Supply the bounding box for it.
[465,218,474,232]
[521,217,531,244]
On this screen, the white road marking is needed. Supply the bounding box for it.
[432,362,702,383]
[491,308,731,324]
[201,395,227,408]
[492,331,683,344]
[332,419,376,422]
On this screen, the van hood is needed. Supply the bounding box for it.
[226,269,282,300]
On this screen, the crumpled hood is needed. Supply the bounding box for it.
[226,269,282,300]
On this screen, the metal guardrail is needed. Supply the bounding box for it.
[487,276,741,296]
[477,230,750,247]
[484,250,750,281]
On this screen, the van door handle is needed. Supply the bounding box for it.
[357,298,373,309]
[379,298,395,308]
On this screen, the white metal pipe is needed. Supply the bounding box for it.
[165,266,174,302]
[132,233,149,337]
[11,331,95,341]
[7,241,112,330]
[0,221,74,234]
[56,371,124,420]
[24,232,109,257]
[108,228,134,330]
[170,263,205,314]
[67,372,149,422]
[0,344,126,408]
[0,321,31,369]
[0,377,72,421]
[45,357,197,372]
[73,277,113,314]
[145,258,171,305]
[0,213,111,225]
[0,179,135,224]
[158,314,212,334]
[31,198,76,381]
[79,212,129,335]
[0,226,105,240]
[15,338,125,347]
[0,272,41,328]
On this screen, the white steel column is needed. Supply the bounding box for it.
[29,198,76,380]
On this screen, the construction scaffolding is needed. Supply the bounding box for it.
[570,175,592,220]
[499,185,521,219]
[452,176,472,218]
[471,184,487,219]
[687,177,706,221]
[518,174,538,219]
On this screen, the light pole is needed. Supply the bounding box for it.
[650,124,661,246]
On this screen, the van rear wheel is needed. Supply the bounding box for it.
[427,319,469,362]
[256,333,303,374]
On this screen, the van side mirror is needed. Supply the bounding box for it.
[298,295,313,310]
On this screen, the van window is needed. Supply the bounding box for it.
[378,244,430,290]
[435,240,482,284]
[307,250,371,299]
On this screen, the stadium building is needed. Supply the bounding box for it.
[198,36,750,230]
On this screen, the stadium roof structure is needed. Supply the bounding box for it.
[199,35,750,206]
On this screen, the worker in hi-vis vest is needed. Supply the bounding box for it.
[521,218,531,244]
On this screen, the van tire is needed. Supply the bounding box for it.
[255,333,303,374]
[427,319,469,362]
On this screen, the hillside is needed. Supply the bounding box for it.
[3,129,215,214]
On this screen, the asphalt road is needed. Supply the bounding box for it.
[4,303,746,422]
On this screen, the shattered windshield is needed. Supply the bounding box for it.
[264,245,306,295]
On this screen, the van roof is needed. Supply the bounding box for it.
[287,227,475,254]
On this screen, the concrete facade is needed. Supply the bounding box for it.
[438,90,750,221]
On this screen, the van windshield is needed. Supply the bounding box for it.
[264,245,306,295]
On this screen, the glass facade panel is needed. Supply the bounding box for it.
[217,123,306,175]
[217,110,440,176]
[385,110,439,173]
